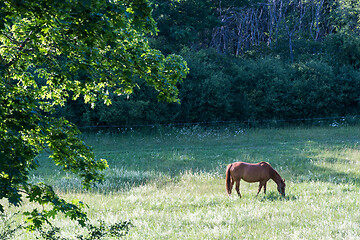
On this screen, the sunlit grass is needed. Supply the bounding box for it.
[3,125,360,239]
[54,174,360,239]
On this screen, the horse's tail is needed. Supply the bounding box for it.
[226,164,232,195]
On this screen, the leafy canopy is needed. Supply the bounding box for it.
[0,0,188,230]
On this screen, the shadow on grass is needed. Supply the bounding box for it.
[311,164,360,185]
[48,173,177,193]
[258,191,298,202]
[285,156,360,186]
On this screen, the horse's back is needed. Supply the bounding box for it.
[230,161,271,182]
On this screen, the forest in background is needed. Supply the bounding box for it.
[57,0,360,127]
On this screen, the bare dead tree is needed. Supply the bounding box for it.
[211,0,334,59]
[282,0,308,63]
[212,5,270,56]
[309,0,325,41]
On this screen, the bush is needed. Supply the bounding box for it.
[325,33,360,69]
[57,48,360,127]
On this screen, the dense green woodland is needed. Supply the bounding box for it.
[59,0,360,126]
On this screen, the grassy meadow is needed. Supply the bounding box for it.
[3,125,360,239]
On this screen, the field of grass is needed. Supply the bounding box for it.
[3,125,360,239]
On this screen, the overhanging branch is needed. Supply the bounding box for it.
[1,30,33,70]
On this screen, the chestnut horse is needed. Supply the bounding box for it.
[226,161,286,197]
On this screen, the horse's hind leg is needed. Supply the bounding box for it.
[235,180,241,198]
[227,177,234,195]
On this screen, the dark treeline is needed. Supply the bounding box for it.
[57,0,360,127]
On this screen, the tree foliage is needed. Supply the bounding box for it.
[0,0,188,230]
[150,0,221,52]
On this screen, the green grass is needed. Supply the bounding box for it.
[3,125,360,239]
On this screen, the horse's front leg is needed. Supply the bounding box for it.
[257,181,266,196]
[235,180,241,198]
[256,182,263,196]
[263,181,267,194]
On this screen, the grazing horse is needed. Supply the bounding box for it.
[226,161,286,197]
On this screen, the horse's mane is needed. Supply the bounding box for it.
[269,165,283,183]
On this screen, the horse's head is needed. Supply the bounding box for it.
[277,179,286,197]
